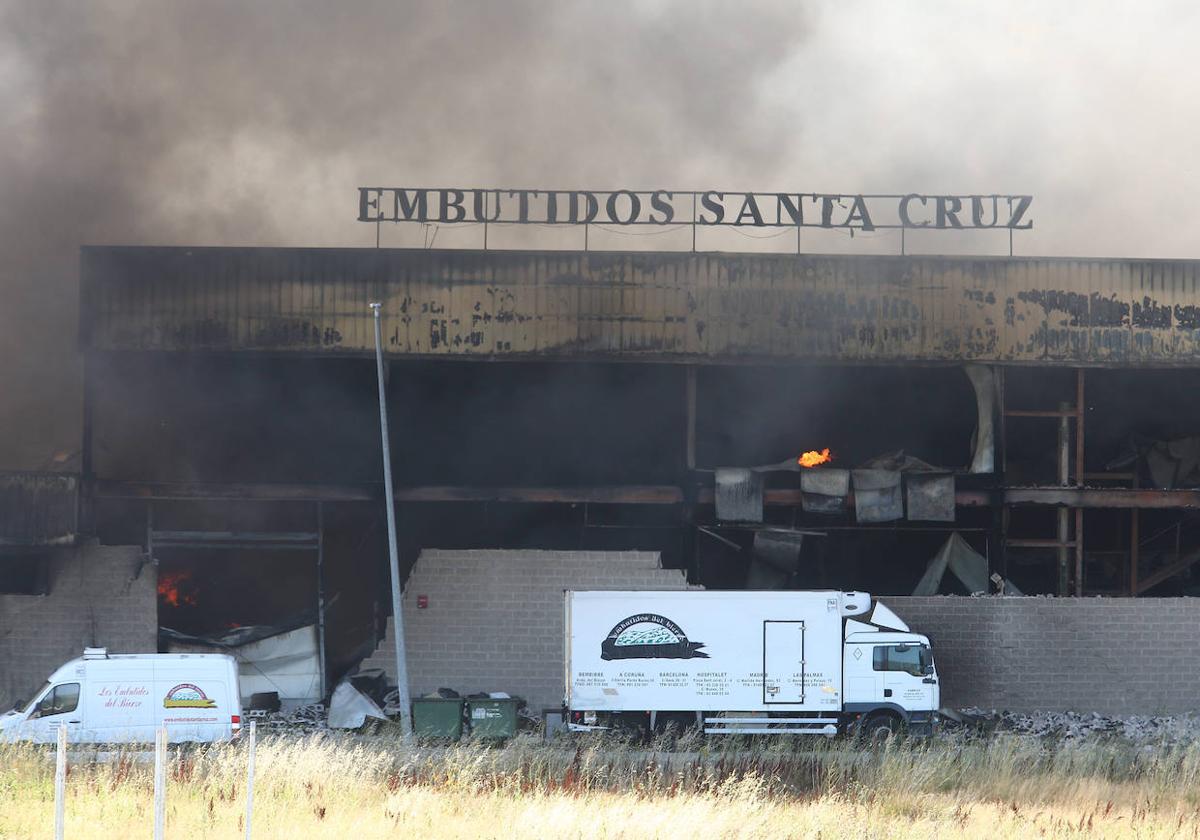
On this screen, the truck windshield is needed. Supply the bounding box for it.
[873,644,932,677]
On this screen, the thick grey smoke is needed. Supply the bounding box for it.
[0,0,809,467]
[1,1,1198,467]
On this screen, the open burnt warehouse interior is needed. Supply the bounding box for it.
[8,244,1200,711]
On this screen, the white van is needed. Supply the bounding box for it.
[0,648,243,744]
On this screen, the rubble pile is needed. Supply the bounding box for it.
[248,703,329,734]
[958,708,1200,744]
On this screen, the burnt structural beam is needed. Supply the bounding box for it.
[695,486,1200,509]
[94,480,380,502]
[97,480,1200,511]
[1003,488,1200,509]
[391,485,685,504]
[148,529,320,551]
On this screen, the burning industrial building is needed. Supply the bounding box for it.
[8,228,1200,717]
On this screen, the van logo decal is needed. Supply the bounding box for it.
[163,683,216,709]
[601,613,708,661]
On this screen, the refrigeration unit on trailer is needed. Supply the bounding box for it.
[564,590,939,737]
[0,648,243,744]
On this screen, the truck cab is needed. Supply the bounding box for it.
[842,602,940,736]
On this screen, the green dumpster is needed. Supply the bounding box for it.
[466,698,520,739]
[412,698,464,741]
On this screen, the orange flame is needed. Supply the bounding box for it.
[797,448,833,468]
[157,571,196,608]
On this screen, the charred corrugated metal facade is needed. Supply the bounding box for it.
[0,472,77,548]
[62,246,1200,689]
[82,247,1200,364]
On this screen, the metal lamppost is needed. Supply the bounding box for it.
[370,302,412,734]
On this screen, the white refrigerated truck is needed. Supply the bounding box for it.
[565,590,939,738]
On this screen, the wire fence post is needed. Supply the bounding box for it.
[244,720,256,840]
[153,726,167,840]
[54,724,67,840]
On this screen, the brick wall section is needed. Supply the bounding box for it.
[361,550,697,714]
[365,576,1200,717]
[885,596,1200,715]
[0,543,156,710]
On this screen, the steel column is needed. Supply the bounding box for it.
[1075,369,1086,596]
[316,502,327,700]
[1057,401,1071,596]
[370,302,412,734]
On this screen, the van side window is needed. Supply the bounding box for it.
[872,645,924,677]
[34,683,80,718]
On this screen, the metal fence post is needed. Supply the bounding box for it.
[153,726,167,840]
[54,724,67,840]
[244,720,256,840]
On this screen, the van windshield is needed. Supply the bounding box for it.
[13,681,49,713]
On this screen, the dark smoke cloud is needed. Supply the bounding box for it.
[1,1,1196,466]
[0,0,809,467]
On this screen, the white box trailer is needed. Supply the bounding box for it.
[565,590,939,737]
[0,648,243,744]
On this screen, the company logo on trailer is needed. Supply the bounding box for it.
[163,684,216,709]
[601,614,709,661]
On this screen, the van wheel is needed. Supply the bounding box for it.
[859,714,904,743]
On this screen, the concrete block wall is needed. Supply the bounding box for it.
[0,543,156,710]
[361,550,697,714]
[886,596,1200,715]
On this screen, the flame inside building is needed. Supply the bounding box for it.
[156,570,195,608]
[798,449,833,468]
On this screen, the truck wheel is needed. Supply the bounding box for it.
[612,712,651,743]
[653,713,702,747]
[859,714,903,743]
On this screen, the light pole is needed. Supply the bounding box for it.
[370,302,412,734]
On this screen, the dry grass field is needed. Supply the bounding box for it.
[5,732,1200,838]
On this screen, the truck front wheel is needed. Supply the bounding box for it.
[858,713,904,743]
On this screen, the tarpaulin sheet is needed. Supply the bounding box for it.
[715,467,764,522]
[906,473,956,522]
[913,532,1022,595]
[165,624,322,705]
[852,469,903,522]
[1109,434,1200,488]
[747,530,804,589]
[965,365,996,474]
[327,677,387,729]
[801,468,849,514]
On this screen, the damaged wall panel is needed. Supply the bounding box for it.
[0,544,156,711]
[82,248,1200,365]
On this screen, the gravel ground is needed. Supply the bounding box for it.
[955,707,1200,744]
[250,703,1200,746]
